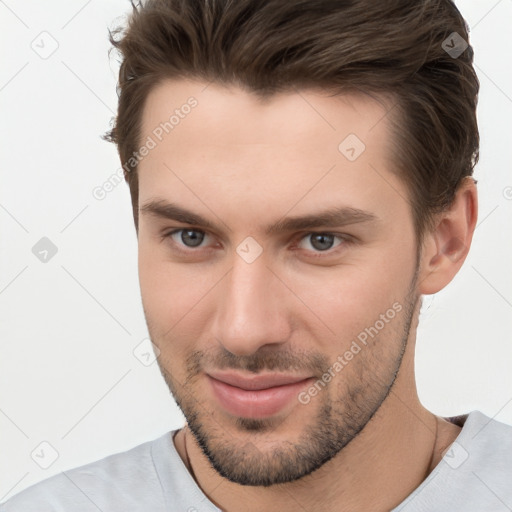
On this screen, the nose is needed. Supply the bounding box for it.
[211,251,292,356]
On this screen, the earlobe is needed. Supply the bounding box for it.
[418,177,478,295]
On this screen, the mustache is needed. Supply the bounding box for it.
[185,344,329,376]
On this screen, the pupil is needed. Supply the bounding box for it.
[311,233,333,251]
[182,230,204,247]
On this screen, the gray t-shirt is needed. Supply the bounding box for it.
[1,410,511,511]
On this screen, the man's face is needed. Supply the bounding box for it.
[137,79,420,486]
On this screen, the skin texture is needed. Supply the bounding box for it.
[136,79,477,511]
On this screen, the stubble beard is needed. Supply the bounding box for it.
[153,285,419,487]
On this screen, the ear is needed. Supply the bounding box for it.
[418,177,478,295]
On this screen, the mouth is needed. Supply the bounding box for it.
[207,371,315,419]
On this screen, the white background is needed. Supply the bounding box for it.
[1,0,511,501]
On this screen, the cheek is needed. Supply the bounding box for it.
[138,257,202,378]
[137,241,222,359]
[139,234,193,309]
[289,250,415,349]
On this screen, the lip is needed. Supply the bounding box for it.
[208,371,312,390]
[207,372,314,419]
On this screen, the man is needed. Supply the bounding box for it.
[2,0,511,510]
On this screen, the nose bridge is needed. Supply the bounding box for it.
[212,250,290,356]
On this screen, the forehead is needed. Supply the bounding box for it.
[141,79,392,148]
[137,79,408,231]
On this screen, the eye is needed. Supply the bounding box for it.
[163,229,351,257]
[166,229,211,249]
[296,232,347,254]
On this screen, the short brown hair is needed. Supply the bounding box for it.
[103,0,479,241]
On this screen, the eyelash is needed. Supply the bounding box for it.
[161,228,353,258]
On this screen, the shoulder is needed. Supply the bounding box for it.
[460,410,512,494]
[442,411,512,507]
[0,431,174,512]
[455,410,512,470]
[394,411,512,511]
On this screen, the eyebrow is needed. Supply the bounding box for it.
[139,199,378,235]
